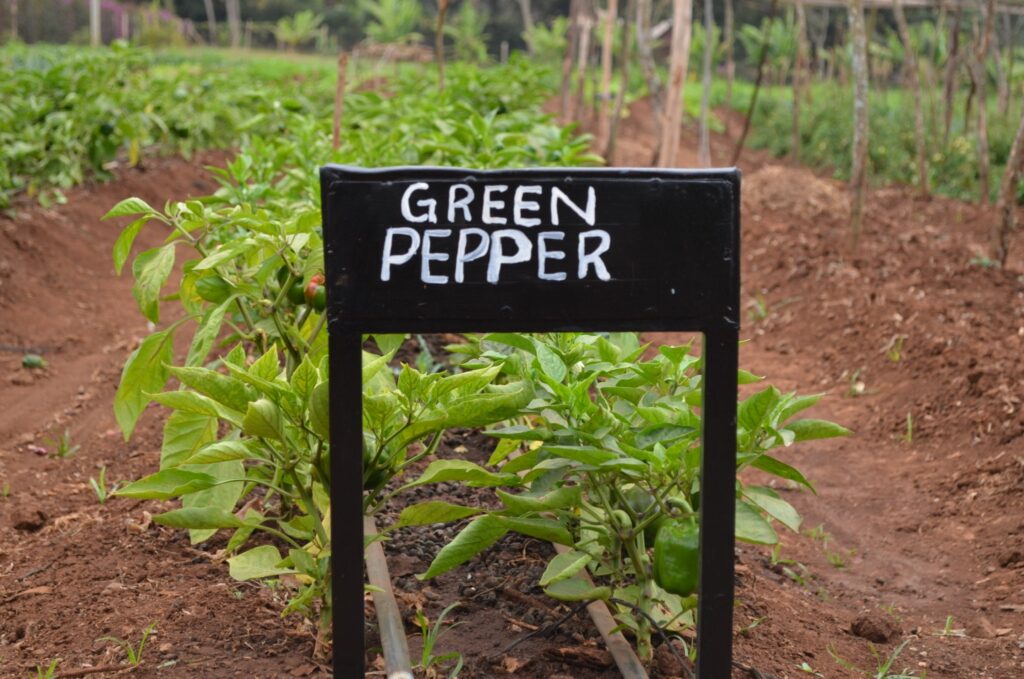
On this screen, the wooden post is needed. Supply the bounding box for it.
[573,3,595,124]
[658,0,693,168]
[9,0,16,42]
[90,0,101,46]
[435,0,449,91]
[849,0,869,244]
[697,0,715,166]
[893,0,928,196]
[333,52,349,152]
[942,5,961,147]
[636,0,662,125]
[203,0,216,44]
[993,105,1024,266]
[598,0,618,148]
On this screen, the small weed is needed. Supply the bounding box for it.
[739,616,766,636]
[845,368,867,397]
[969,254,998,269]
[1,483,10,499]
[901,413,914,444]
[89,466,119,505]
[414,602,464,678]
[932,615,966,638]
[798,661,824,676]
[97,622,156,667]
[746,294,769,322]
[805,524,831,547]
[35,659,60,679]
[783,562,812,587]
[880,603,902,622]
[829,639,924,678]
[43,428,79,460]
[826,547,857,569]
[885,335,907,363]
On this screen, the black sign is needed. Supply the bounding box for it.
[322,165,740,678]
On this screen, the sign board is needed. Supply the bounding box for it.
[321,165,740,677]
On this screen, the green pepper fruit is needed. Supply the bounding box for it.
[287,280,306,305]
[653,518,699,597]
[311,285,326,312]
[195,275,232,303]
[623,486,663,546]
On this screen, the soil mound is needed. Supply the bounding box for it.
[744,164,850,223]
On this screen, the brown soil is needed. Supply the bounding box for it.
[2,97,1024,679]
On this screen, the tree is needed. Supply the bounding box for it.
[968,0,995,204]
[225,0,241,48]
[849,0,869,243]
[892,0,928,196]
[517,0,534,53]
[658,0,692,168]
[605,0,634,164]
[274,10,323,51]
[91,0,100,46]
[792,0,808,162]
[361,0,422,45]
[724,0,734,105]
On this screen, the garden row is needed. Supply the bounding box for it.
[92,46,848,673]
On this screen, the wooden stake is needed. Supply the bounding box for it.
[364,516,414,679]
[792,0,809,163]
[605,0,635,164]
[993,103,1024,266]
[849,0,869,244]
[598,0,619,148]
[561,0,582,122]
[658,0,693,168]
[436,0,450,92]
[697,0,716,167]
[731,0,779,166]
[893,0,929,196]
[333,52,349,152]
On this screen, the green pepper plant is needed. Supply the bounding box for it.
[400,332,849,664]
[104,57,599,647]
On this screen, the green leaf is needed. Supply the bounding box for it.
[227,545,295,581]
[160,411,217,469]
[497,486,582,514]
[103,196,157,220]
[185,299,232,367]
[744,487,802,532]
[544,576,610,602]
[735,499,779,545]
[151,390,222,418]
[308,382,330,439]
[484,424,551,441]
[115,327,175,440]
[406,460,518,489]
[182,440,254,465]
[132,243,176,323]
[483,332,535,353]
[784,419,851,442]
[777,393,823,422]
[290,357,319,404]
[534,340,567,383]
[114,469,217,500]
[418,516,508,579]
[182,460,244,543]
[153,507,245,529]
[750,454,816,492]
[112,216,148,275]
[738,386,780,433]
[500,516,572,545]
[541,445,619,466]
[371,334,406,356]
[395,501,483,528]
[539,550,592,586]
[169,365,251,413]
[737,369,764,385]
[242,399,284,440]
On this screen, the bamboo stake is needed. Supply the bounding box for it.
[561,0,582,122]
[658,0,693,168]
[793,0,809,163]
[724,0,735,106]
[333,52,349,152]
[364,516,414,679]
[90,0,100,46]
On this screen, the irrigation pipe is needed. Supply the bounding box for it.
[364,515,414,679]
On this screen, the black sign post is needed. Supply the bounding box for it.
[321,165,740,678]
